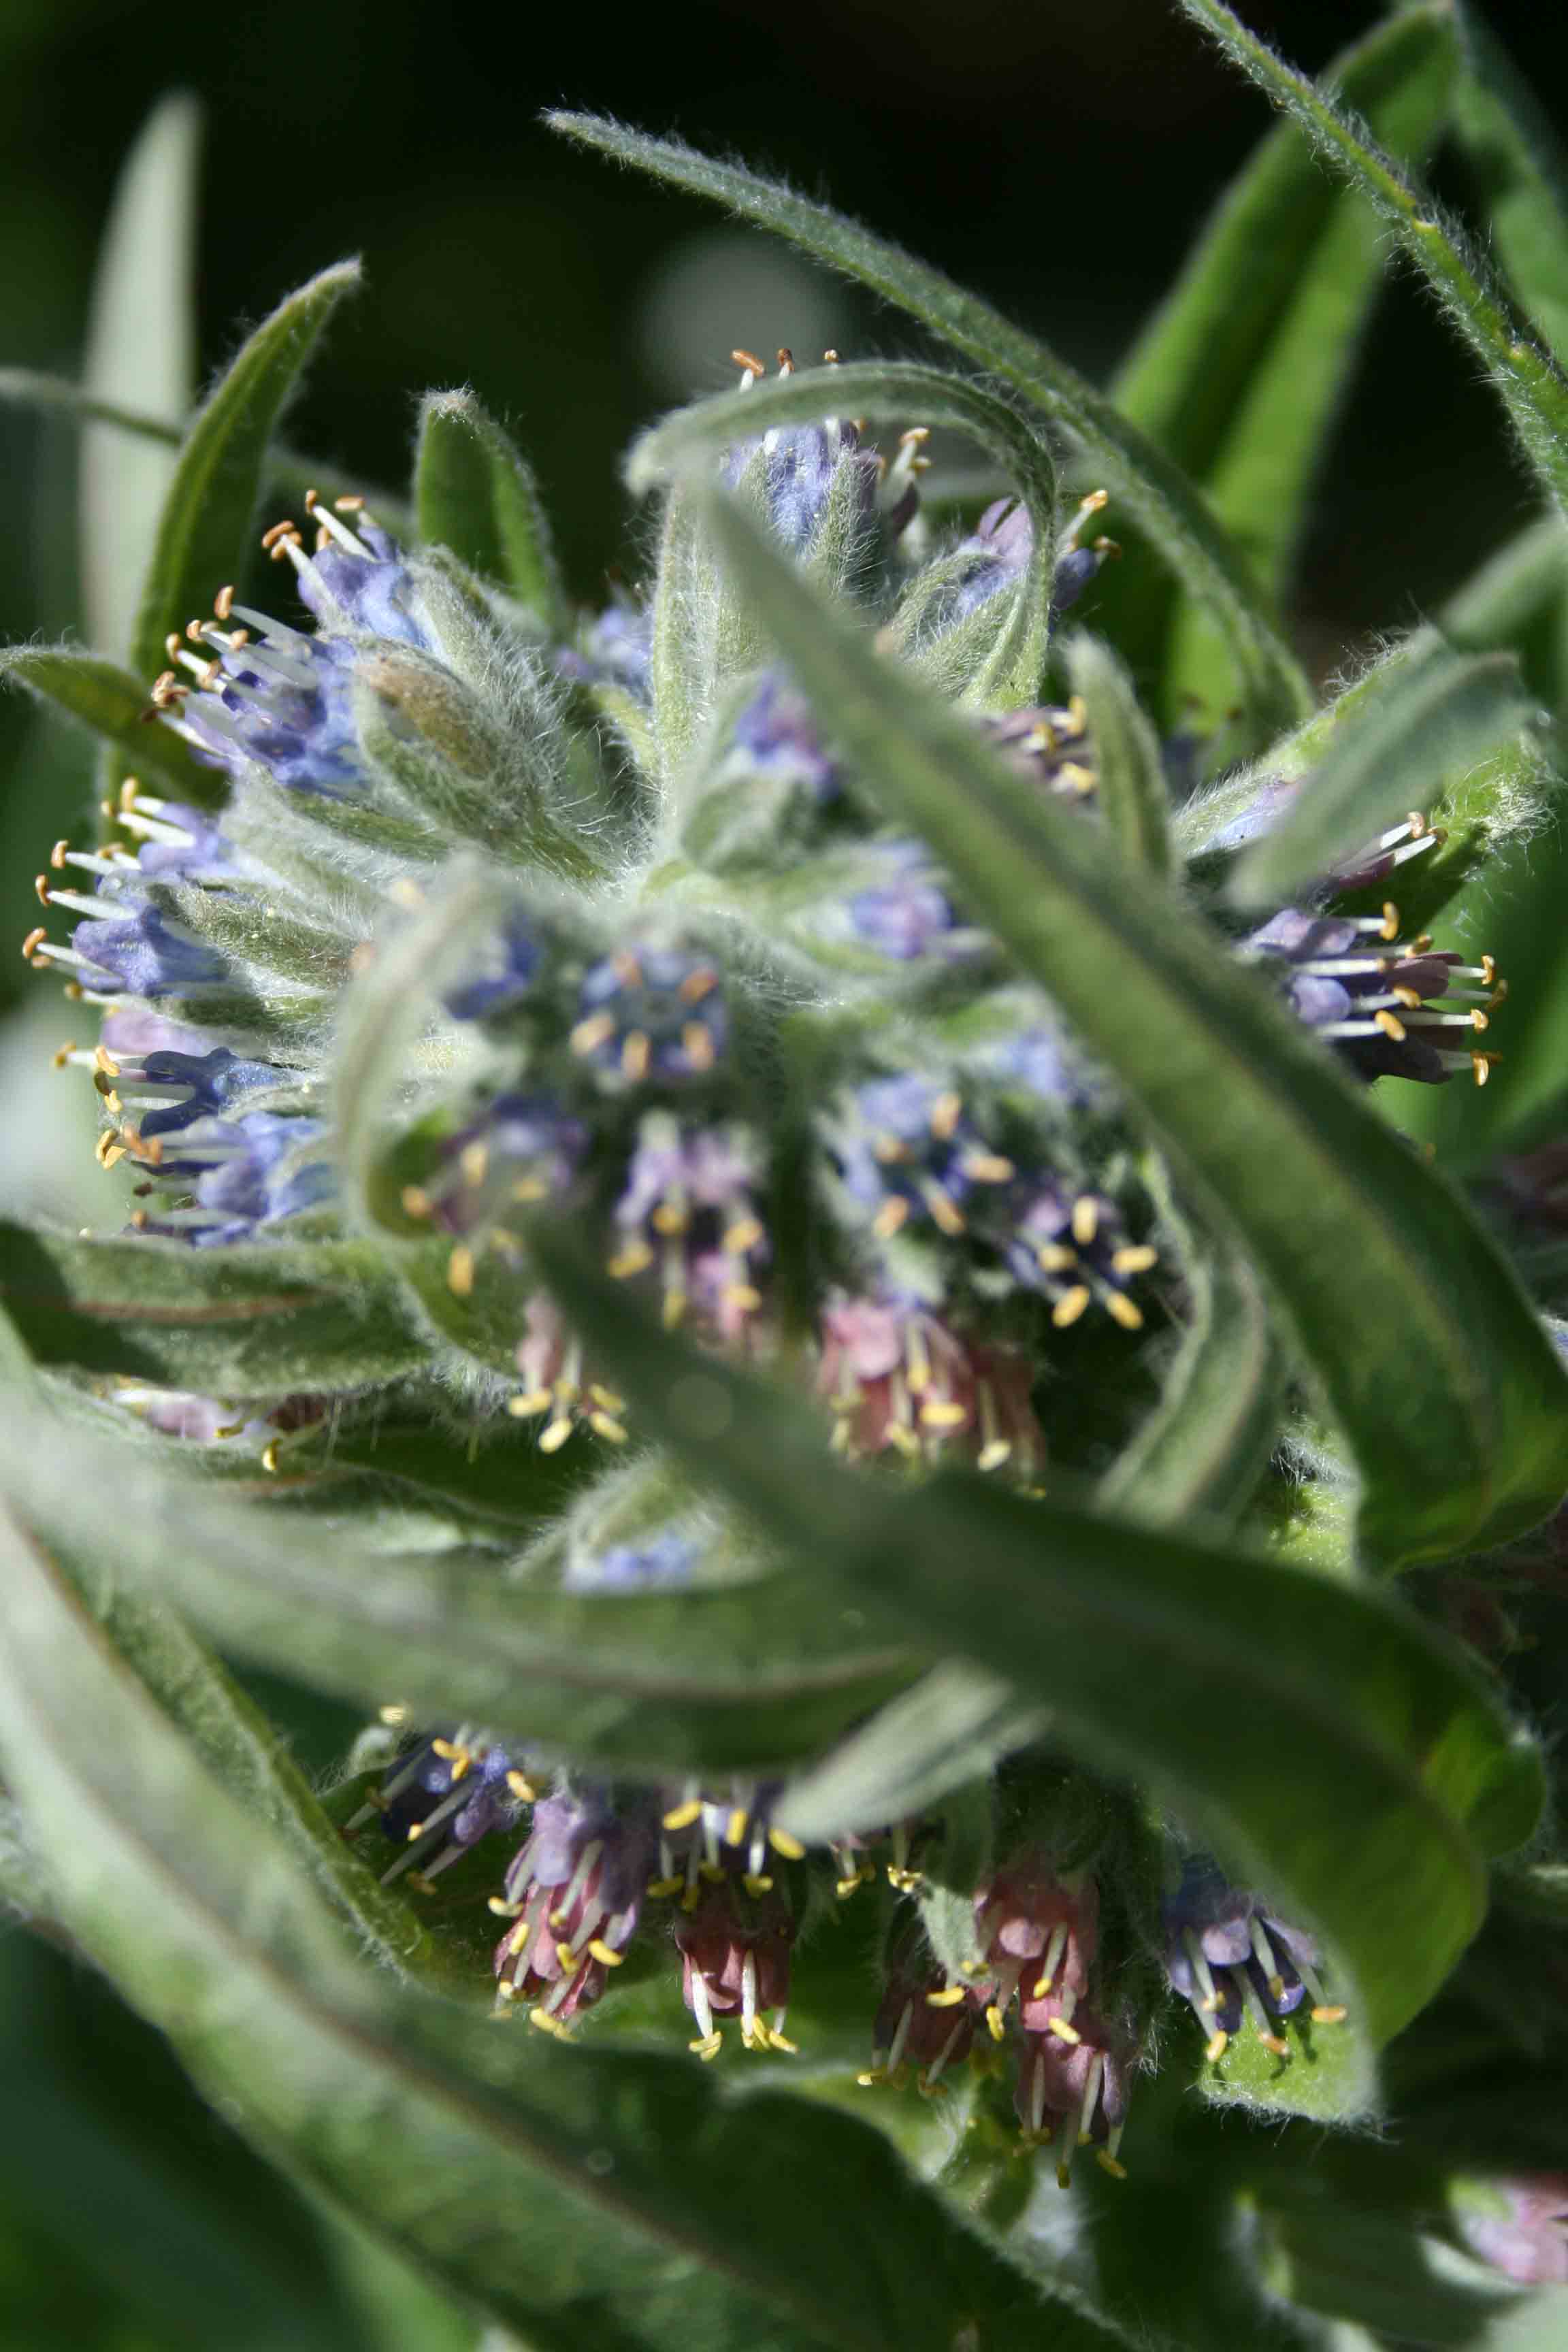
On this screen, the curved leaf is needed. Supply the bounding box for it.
[415,389,567,631]
[0,1502,1122,2352]
[549,110,1309,739]
[0,643,220,801]
[630,359,1058,703]
[1177,0,1568,521]
[776,1661,1043,1847]
[0,1402,919,1776]
[692,483,1568,1563]
[532,1226,1544,2053]
[1453,1,1568,372]
[1109,5,1453,719]
[129,261,361,686]
[1231,642,1537,906]
[0,1220,424,1391]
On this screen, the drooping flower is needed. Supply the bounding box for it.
[509,1293,631,1454]
[817,1292,1043,1473]
[1004,1183,1156,1332]
[1013,2002,1133,2181]
[1245,904,1502,1086]
[1454,2176,1568,2285]
[832,1073,1013,1244]
[359,1731,534,1886]
[130,1111,334,1245]
[859,1929,982,2095]
[608,1113,768,1338]
[493,1786,655,2033]
[1162,1856,1345,2063]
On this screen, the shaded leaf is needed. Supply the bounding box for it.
[1454,1,1568,372]
[416,389,568,632]
[1177,0,1568,520]
[1058,633,1171,874]
[129,261,360,687]
[777,1661,1043,1847]
[693,483,1568,1564]
[533,1225,1546,2059]
[0,1501,1119,2352]
[1,643,220,802]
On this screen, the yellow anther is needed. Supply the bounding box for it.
[1379,901,1401,942]
[919,1399,968,1431]
[621,1029,651,1081]
[1310,2003,1348,2025]
[663,1799,704,1832]
[926,1188,966,1237]
[962,1152,1015,1183]
[1058,762,1096,794]
[1374,1009,1407,1041]
[767,2027,799,2054]
[1052,1286,1091,1328]
[929,1090,962,1139]
[506,1769,537,1803]
[529,2009,573,2040]
[925,1985,966,2008]
[723,1216,765,1254]
[731,348,766,375]
[681,1021,715,1071]
[679,965,719,1002]
[555,1940,579,1971]
[538,1418,574,1453]
[742,1872,774,1897]
[645,1876,684,1899]
[22,925,47,962]
[588,1411,629,1445]
[1071,1197,1099,1247]
[506,1388,552,1419]
[459,1140,488,1187]
[872,1196,910,1239]
[1036,1243,1077,1273]
[487,1896,522,1918]
[985,2004,1007,2043]
[447,1243,476,1297]
[406,1822,427,1843]
[1047,2017,1081,2046]
[1106,1292,1145,1333]
[260,1441,282,1475]
[400,1185,431,1219]
[768,1827,806,1861]
[608,1241,655,1279]
[1257,2031,1290,2057]
[1204,2027,1228,2063]
[689,2030,723,2061]
[570,1013,617,1057]
[378,1703,408,1725]
[1111,1244,1157,1275]
[1095,2151,1128,2180]
[725,1806,749,1847]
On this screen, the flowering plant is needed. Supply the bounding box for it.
[2,4,1568,2346]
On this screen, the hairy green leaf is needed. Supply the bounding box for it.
[630,359,1058,704]
[1109,6,1453,720]
[0,1401,919,1776]
[1177,0,1568,520]
[0,1503,1114,2352]
[533,1228,1544,2058]
[1058,633,1171,874]
[129,261,360,687]
[776,1661,1043,1846]
[415,389,567,632]
[1231,642,1537,905]
[1,643,220,802]
[1454,2,1568,373]
[693,483,1568,1563]
[550,110,1309,739]
[0,1220,424,1391]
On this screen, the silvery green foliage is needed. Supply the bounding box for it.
[6,7,1568,2349]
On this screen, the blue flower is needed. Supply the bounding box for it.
[834,1073,1010,1242]
[729,672,839,801]
[359,1732,532,1886]
[99,1043,284,1145]
[564,1527,699,1594]
[849,841,961,960]
[493,1786,655,2031]
[1005,1183,1154,1333]
[609,1115,766,1339]
[137,1111,333,1245]
[572,946,728,1087]
[69,899,229,1000]
[1163,1856,1345,2062]
[1245,906,1501,1087]
[557,602,653,701]
[444,912,541,1021]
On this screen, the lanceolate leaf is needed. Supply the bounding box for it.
[129,261,361,688]
[1108,5,1453,719]
[550,111,1309,740]
[1231,642,1537,906]
[776,1662,1044,1847]
[532,1228,1544,2053]
[694,485,1568,1564]
[1453,2,1568,374]
[630,360,1058,704]
[0,1503,1122,2352]
[0,644,220,802]
[0,1404,919,1776]
[415,389,568,632]
[1176,0,1568,521]
[0,1220,425,1391]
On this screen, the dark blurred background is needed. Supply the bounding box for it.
[1,1,1565,2342]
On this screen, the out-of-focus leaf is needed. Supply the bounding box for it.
[81,94,200,659]
[629,359,1059,704]
[1231,642,1537,905]
[550,110,1309,741]
[1110,4,1454,721]
[0,644,220,800]
[533,1227,1546,2063]
[128,261,360,688]
[0,1220,425,1390]
[1177,1,1568,521]
[1454,3,1568,373]
[1058,632,1171,873]
[0,1401,919,1775]
[0,1502,1124,2352]
[776,1661,1044,1846]
[693,483,1568,1565]
[415,391,567,634]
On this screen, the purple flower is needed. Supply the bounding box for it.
[69,900,229,1000]
[849,842,960,960]
[833,1074,1009,1243]
[444,913,540,1021]
[557,603,653,701]
[1246,906,1501,1086]
[817,1292,1043,1474]
[359,1732,532,1886]
[1163,1856,1345,2062]
[1006,1184,1154,1333]
[493,1786,655,2031]
[982,1022,1094,1108]
[609,1115,767,1341]
[572,945,728,1088]
[97,1045,283,1146]
[984,702,1097,798]
[1456,2178,1568,2285]
[135,1111,333,1245]
[729,672,838,801]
